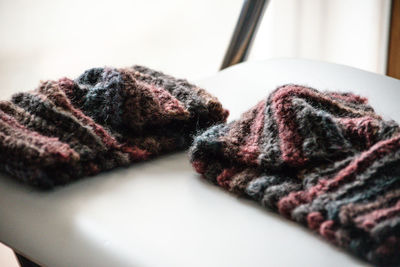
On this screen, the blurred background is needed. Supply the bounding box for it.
[0,0,393,265]
[0,0,391,96]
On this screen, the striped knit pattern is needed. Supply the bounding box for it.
[0,65,228,189]
[190,84,400,266]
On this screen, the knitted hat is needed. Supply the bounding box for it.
[189,84,400,265]
[0,65,228,189]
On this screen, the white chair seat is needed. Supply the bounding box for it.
[1,58,399,267]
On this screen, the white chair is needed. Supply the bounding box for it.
[1,1,399,266]
[1,58,400,267]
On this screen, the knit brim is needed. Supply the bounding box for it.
[0,65,228,189]
[189,84,400,265]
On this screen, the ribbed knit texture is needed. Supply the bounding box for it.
[190,85,400,266]
[0,65,228,189]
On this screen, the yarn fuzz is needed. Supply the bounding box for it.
[190,84,400,266]
[0,65,228,189]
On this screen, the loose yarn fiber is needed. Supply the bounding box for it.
[190,84,400,265]
[0,65,228,189]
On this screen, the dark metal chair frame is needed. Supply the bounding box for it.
[221,0,269,70]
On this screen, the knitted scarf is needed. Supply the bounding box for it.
[0,66,228,189]
[189,85,400,266]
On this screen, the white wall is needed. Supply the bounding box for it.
[251,0,391,74]
[0,0,242,96]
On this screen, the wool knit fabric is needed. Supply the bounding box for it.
[190,85,400,266]
[0,65,228,189]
